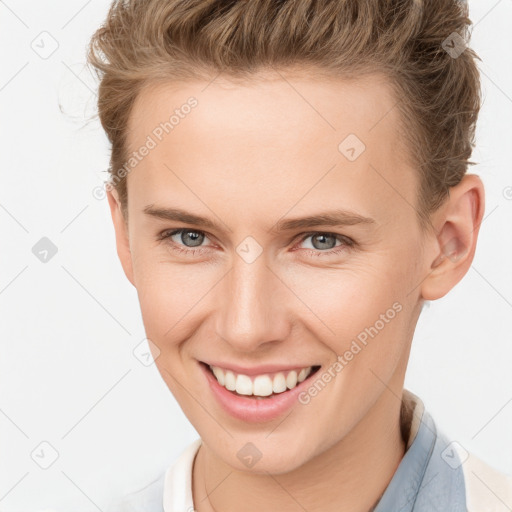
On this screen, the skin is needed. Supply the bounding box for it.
[107,69,485,512]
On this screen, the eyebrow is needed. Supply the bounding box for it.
[271,210,375,232]
[143,205,376,232]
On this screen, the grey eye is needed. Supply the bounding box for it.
[173,230,205,247]
[303,233,339,250]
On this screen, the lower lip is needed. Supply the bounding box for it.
[199,362,320,423]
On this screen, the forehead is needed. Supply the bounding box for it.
[128,70,403,147]
[125,70,417,226]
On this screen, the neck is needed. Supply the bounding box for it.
[192,387,407,512]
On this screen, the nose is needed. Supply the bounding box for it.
[214,250,291,353]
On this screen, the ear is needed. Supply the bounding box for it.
[107,186,135,287]
[421,174,485,301]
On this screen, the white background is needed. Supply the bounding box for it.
[1,0,511,510]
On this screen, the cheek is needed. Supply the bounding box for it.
[131,252,207,341]
[285,260,401,322]
[284,263,411,367]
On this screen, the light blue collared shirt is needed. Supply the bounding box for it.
[374,398,466,511]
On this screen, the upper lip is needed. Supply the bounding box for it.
[200,360,319,376]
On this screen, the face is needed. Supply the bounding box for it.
[110,70,434,474]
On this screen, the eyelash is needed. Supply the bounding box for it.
[157,228,355,258]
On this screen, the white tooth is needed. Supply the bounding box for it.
[286,370,298,389]
[253,375,273,396]
[224,370,236,391]
[211,366,225,386]
[272,372,287,393]
[212,366,314,394]
[235,374,253,395]
[297,367,308,382]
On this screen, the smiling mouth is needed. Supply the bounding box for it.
[201,362,321,399]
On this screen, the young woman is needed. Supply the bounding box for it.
[87,0,512,510]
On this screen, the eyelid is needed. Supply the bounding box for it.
[158,228,215,244]
[294,231,355,248]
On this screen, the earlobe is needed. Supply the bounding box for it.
[106,187,136,287]
[421,174,485,301]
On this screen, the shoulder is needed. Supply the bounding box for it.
[105,472,165,512]
[453,444,512,512]
[106,438,202,512]
[426,415,512,511]
[401,390,512,511]
[162,438,202,510]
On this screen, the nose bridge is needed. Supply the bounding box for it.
[215,248,289,351]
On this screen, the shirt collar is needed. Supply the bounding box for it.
[374,389,467,512]
[373,389,437,512]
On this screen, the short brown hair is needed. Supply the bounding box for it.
[87,0,481,230]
